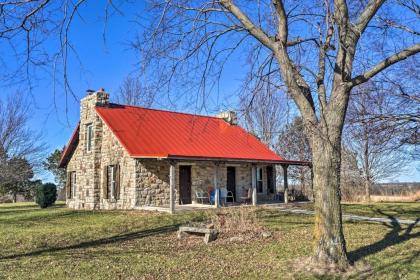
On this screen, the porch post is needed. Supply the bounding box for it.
[169,161,176,214]
[214,162,219,208]
[251,165,257,206]
[282,164,288,204]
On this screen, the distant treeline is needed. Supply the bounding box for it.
[371,182,420,196]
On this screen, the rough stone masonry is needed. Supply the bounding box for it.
[65,90,276,210]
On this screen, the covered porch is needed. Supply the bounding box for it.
[135,200,312,213]
[166,158,312,214]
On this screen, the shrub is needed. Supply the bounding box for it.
[35,183,57,208]
[207,207,263,236]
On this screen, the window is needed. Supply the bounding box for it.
[85,123,93,152]
[256,167,263,193]
[69,171,76,199]
[104,165,120,200]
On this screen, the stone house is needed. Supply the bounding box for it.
[59,89,309,212]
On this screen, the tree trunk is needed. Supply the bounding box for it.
[364,179,371,202]
[311,136,349,269]
[363,131,371,202]
[12,193,17,203]
[300,168,306,197]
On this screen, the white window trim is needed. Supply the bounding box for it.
[71,172,77,199]
[108,165,116,200]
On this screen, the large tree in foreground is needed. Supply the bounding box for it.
[133,0,419,268]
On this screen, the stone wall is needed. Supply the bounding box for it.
[99,120,136,209]
[66,91,108,209]
[135,159,172,207]
[66,90,136,210]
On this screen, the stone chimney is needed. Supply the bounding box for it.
[84,88,109,107]
[217,111,238,125]
[80,88,109,121]
[78,88,109,209]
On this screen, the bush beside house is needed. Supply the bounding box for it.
[35,183,57,208]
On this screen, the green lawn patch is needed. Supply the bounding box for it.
[296,202,420,221]
[0,202,418,279]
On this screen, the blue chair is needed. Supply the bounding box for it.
[210,189,222,205]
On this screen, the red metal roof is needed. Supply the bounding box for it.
[59,104,312,167]
[96,104,283,161]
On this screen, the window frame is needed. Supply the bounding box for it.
[107,165,116,199]
[85,123,93,152]
[106,164,120,200]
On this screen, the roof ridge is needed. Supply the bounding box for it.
[107,103,224,121]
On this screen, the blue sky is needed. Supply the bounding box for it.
[0,1,418,183]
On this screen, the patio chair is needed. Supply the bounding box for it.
[240,188,252,204]
[195,190,209,204]
[226,190,235,203]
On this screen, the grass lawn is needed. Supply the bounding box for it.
[0,202,418,279]
[296,202,420,221]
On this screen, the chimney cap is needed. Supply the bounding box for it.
[216,110,238,125]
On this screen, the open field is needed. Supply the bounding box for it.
[369,193,420,203]
[0,202,418,279]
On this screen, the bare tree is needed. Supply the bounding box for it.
[239,83,287,147]
[0,157,34,202]
[357,59,420,160]
[115,75,154,106]
[0,94,46,179]
[276,117,312,197]
[340,145,364,201]
[132,0,419,268]
[345,82,411,201]
[0,1,120,100]
[277,117,365,201]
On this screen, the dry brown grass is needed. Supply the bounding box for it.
[206,206,268,240]
[370,190,420,202]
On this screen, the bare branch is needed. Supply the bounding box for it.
[353,0,386,36]
[350,44,420,87]
[286,37,318,47]
[219,0,275,50]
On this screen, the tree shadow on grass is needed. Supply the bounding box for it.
[348,209,419,262]
[365,204,420,220]
[0,224,181,261]
[0,209,95,225]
